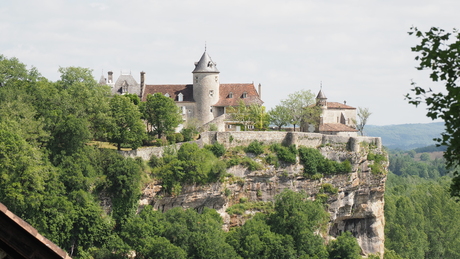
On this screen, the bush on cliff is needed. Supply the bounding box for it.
[298,146,352,176]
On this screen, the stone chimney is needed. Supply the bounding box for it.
[108,71,113,83]
[258,83,262,99]
[140,71,146,99]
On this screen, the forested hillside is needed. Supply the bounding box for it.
[384,148,460,258]
[365,122,444,150]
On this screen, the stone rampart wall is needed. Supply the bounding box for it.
[119,131,382,160]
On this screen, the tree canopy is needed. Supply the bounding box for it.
[406,27,460,198]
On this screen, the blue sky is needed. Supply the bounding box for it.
[1,0,457,125]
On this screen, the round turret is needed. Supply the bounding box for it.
[192,51,220,125]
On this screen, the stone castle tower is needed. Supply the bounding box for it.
[192,51,220,125]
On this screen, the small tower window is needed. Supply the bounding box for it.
[122,80,128,94]
[210,106,213,112]
[242,92,247,98]
[178,92,183,102]
[209,90,214,97]
[215,76,218,82]
[228,92,233,98]
[195,76,198,83]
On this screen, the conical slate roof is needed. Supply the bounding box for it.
[316,89,327,99]
[192,51,220,73]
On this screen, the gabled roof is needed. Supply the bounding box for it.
[0,203,72,259]
[214,83,263,107]
[326,102,356,109]
[113,74,140,95]
[192,52,220,73]
[319,123,358,132]
[142,84,194,102]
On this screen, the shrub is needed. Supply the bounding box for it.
[298,146,351,176]
[224,188,232,197]
[320,183,338,194]
[241,157,263,171]
[245,140,264,155]
[149,155,164,168]
[166,133,176,144]
[174,133,184,143]
[264,153,279,166]
[205,142,226,157]
[270,143,297,164]
[209,123,217,131]
[180,128,195,142]
[226,157,241,168]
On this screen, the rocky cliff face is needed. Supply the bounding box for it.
[139,143,387,256]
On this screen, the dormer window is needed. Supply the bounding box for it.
[178,92,183,102]
[122,81,128,93]
[165,93,170,98]
[228,92,233,98]
[208,61,213,67]
[242,92,247,98]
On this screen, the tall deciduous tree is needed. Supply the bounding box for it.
[268,104,290,130]
[144,93,181,139]
[281,89,316,131]
[406,27,460,198]
[248,104,269,131]
[227,100,252,130]
[108,95,146,150]
[354,107,372,136]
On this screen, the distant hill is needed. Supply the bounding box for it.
[365,122,445,150]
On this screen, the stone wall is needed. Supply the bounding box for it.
[120,131,382,160]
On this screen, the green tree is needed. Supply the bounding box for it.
[227,100,252,130]
[268,104,291,130]
[354,107,372,136]
[248,104,269,130]
[269,190,329,257]
[327,231,361,259]
[144,93,181,138]
[406,27,460,198]
[0,54,40,87]
[281,89,316,131]
[108,95,146,150]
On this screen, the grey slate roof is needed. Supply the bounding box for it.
[316,89,327,99]
[192,52,220,73]
[112,74,140,96]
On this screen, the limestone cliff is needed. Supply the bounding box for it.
[137,136,387,256]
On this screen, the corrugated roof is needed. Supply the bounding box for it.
[319,123,358,132]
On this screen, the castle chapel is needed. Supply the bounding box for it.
[99,51,263,131]
[302,89,358,137]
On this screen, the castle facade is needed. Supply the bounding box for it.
[99,51,263,131]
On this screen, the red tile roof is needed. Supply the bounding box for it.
[142,83,263,107]
[325,102,356,109]
[319,123,358,132]
[143,84,194,102]
[214,83,263,107]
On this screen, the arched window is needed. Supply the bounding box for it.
[178,92,183,102]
